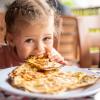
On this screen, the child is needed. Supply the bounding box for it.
[0,0,69,68]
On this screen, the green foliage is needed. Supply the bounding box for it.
[60,0,75,8]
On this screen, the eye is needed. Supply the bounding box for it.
[25,39,34,43]
[43,36,52,41]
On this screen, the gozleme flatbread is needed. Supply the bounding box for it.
[8,56,99,94]
[26,56,61,70]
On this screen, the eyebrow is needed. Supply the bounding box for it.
[44,33,53,35]
[24,36,34,37]
[23,33,53,38]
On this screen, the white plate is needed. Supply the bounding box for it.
[0,66,100,99]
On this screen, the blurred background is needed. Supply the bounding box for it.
[0,0,100,68]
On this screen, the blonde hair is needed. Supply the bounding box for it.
[5,0,55,33]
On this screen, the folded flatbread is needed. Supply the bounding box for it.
[8,56,99,94]
[26,56,61,70]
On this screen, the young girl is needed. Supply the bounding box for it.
[0,0,69,68]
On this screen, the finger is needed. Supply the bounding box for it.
[49,55,64,63]
[53,55,64,60]
[60,60,75,66]
[59,60,70,65]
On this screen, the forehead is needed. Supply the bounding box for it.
[12,16,55,35]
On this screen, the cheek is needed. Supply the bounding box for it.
[47,39,53,46]
[16,45,33,59]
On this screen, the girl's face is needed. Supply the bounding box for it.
[8,18,55,60]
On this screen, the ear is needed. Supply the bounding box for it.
[6,33,15,47]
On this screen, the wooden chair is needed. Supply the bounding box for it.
[58,15,100,68]
[58,15,80,63]
[79,32,100,68]
[78,16,100,68]
[79,34,100,68]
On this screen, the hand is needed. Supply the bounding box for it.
[46,48,72,65]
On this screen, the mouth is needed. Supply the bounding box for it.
[30,52,49,58]
[26,55,61,71]
[28,54,47,58]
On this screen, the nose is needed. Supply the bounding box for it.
[32,42,45,56]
